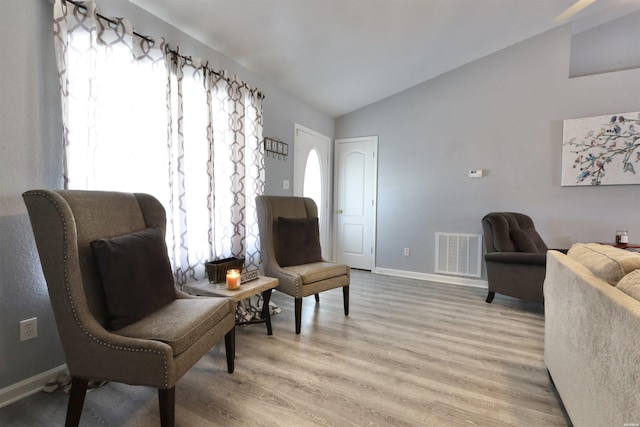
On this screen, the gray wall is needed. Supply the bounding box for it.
[0,0,331,391]
[336,25,640,278]
[570,10,640,78]
[0,0,66,389]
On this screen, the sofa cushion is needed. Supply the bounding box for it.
[617,269,640,301]
[567,243,640,286]
[284,262,349,284]
[276,217,323,267]
[91,226,176,330]
[115,297,233,356]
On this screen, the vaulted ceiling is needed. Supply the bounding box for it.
[130,0,640,118]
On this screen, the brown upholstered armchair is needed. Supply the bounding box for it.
[481,212,552,304]
[256,196,350,334]
[23,189,236,427]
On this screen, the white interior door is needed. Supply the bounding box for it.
[293,124,331,258]
[334,136,378,270]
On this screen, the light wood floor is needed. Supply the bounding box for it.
[0,270,570,426]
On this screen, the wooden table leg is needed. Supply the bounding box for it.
[262,289,273,335]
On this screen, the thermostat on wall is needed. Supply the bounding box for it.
[468,169,484,178]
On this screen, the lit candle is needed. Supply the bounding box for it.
[226,269,241,290]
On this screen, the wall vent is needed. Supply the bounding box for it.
[435,233,482,278]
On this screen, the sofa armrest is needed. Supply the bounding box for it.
[484,252,546,266]
[544,250,640,425]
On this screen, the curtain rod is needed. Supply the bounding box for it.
[66,0,152,42]
[64,0,265,99]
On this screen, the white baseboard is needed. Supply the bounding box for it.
[0,364,67,409]
[372,267,488,289]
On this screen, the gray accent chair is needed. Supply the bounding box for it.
[256,196,350,334]
[481,212,550,304]
[23,189,236,427]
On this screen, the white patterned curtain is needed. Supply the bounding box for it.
[53,0,265,287]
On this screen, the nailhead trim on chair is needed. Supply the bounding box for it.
[24,191,169,387]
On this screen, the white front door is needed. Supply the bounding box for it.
[334,137,378,270]
[293,124,331,259]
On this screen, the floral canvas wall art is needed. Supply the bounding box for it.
[561,112,640,186]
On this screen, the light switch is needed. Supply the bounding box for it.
[468,169,484,178]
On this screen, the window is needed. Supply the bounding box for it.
[54,0,265,284]
[303,148,323,222]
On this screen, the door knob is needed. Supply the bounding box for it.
[336,209,343,214]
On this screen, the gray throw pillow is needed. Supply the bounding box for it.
[276,217,323,267]
[91,226,176,330]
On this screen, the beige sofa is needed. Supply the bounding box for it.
[544,243,640,427]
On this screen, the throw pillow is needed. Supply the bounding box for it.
[91,226,176,330]
[567,243,640,286]
[276,217,323,267]
[509,229,539,253]
[617,269,640,301]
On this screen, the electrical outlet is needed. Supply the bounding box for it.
[403,248,410,256]
[20,317,37,342]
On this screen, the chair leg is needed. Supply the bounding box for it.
[65,377,88,427]
[485,291,495,303]
[343,285,349,316]
[225,327,235,374]
[295,298,302,334]
[262,289,273,336]
[314,293,319,303]
[158,387,175,427]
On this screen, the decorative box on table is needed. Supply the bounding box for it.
[241,269,260,283]
[205,257,245,284]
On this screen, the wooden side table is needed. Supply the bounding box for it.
[597,242,640,250]
[183,276,278,335]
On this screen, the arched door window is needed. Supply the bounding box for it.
[304,148,323,223]
[294,125,330,258]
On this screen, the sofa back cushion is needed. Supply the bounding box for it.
[567,243,640,286]
[509,229,540,253]
[482,212,548,254]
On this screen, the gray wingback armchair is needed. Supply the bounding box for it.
[23,189,236,427]
[256,196,350,334]
[481,212,550,304]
